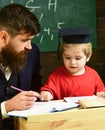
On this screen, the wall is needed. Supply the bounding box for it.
[88,0,105,84]
[40,0,105,84]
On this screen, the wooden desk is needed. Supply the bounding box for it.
[14,107,105,130]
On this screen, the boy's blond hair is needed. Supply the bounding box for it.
[60,42,92,58]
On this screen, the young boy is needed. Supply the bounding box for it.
[40,28,105,101]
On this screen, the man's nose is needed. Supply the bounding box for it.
[25,40,32,50]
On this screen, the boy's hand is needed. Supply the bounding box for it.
[96,91,105,98]
[40,91,53,101]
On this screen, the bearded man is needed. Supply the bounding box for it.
[0,3,42,130]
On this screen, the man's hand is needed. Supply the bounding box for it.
[5,91,40,112]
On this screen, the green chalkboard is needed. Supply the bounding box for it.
[0,0,97,52]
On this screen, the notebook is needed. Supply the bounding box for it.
[78,96,105,108]
[7,100,79,118]
[64,95,96,104]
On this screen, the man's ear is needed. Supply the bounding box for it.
[0,30,10,45]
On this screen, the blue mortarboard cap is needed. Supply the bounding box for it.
[58,27,92,43]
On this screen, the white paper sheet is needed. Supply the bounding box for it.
[7,100,79,118]
[64,95,96,104]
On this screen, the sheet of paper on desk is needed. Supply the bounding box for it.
[78,96,105,108]
[64,95,96,104]
[7,100,79,118]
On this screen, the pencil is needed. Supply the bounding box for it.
[11,85,41,100]
[11,85,23,92]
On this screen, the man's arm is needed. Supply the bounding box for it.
[20,43,42,92]
[0,106,3,130]
[30,43,42,92]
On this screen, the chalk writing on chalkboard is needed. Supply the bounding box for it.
[0,0,97,52]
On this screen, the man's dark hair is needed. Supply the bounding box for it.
[0,3,40,36]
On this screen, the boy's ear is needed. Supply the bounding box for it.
[0,30,10,44]
[86,56,91,62]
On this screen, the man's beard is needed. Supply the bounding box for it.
[0,44,30,73]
